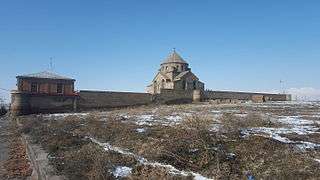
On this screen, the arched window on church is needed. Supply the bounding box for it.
[182,80,186,90]
[193,81,197,90]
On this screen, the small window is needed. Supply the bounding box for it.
[182,80,186,90]
[57,83,63,94]
[31,82,38,93]
[18,80,23,91]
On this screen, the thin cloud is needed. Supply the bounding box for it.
[286,87,320,101]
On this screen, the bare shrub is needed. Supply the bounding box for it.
[60,143,137,180]
[0,105,7,116]
[220,113,277,138]
[178,114,214,131]
[233,136,320,179]
[141,115,241,179]
[130,164,193,180]
[60,144,112,180]
[0,98,7,116]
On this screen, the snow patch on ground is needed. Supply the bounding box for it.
[242,127,320,150]
[234,113,248,118]
[90,138,213,180]
[134,114,183,126]
[113,166,132,178]
[136,128,146,133]
[210,124,223,132]
[120,114,130,119]
[242,113,320,150]
[165,115,182,122]
[314,159,320,163]
[277,116,315,125]
[135,114,154,126]
[42,112,89,118]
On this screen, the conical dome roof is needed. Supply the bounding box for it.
[162,50,188,64]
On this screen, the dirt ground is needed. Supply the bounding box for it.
[0,116,32,180]
[0,116,10,179]
[17,101,320,180]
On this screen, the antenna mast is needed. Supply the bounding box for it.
[279,80,285,94]
[49,57,54,71]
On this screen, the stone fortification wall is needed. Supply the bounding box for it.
[77,90,153,110]
[204,90,291,101]
[153,89,194,104]
[11,89,291,116]
[11,91,77,116]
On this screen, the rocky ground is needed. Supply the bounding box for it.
[17,101,320,180]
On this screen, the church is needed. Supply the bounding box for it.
[147,50,205,94]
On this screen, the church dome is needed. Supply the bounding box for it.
[161,50,188,65]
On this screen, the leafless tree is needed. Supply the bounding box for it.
[0,97,7,116]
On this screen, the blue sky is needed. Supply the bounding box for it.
[1,0,320,101]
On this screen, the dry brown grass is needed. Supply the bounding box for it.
[135,115,241,179]
[59,143,137,180]
[3,119,32,178]
[130,164,193,180]
[18,103,320,180]
[229,136,320,179]
[219,112,279,138]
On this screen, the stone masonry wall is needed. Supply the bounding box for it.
[11,89,291,116]
[204,90,291,101]
[153,89,194,104]
[77,90,153,110]
[11,92,77,115]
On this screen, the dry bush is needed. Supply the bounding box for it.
[232,136,320,179]
[130,164,193,180]
[220,113,277,138]
[19,115,88,156]
[59,143,137,180]
[0,105,7,116]
[178,114,214,131]
[80,115,144,148]
[19,115,40,134]
[139,115,241,179]
[60,144,111,180]
[312,120,320,129]
[19,114,141,180]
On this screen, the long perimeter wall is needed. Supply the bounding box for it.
[204,90,291,101]
[11,89,291,115]
[77,90,153,110]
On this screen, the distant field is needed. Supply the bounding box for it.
[18,101,320,179]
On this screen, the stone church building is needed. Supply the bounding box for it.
[147,50,205,94]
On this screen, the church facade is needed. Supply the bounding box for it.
[147,50,204,94]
